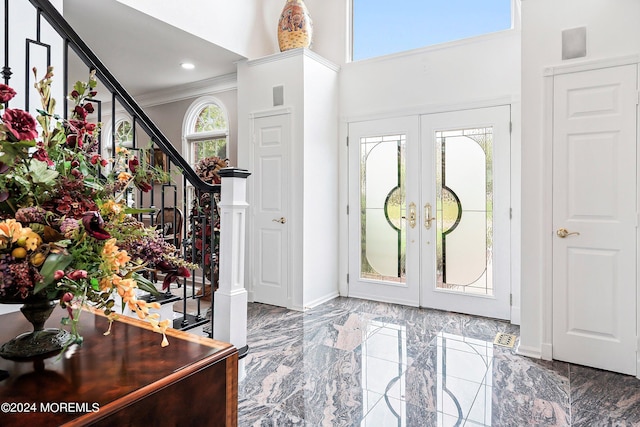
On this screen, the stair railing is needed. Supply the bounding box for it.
[3,0,224,335]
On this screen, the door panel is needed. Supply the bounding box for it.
[252,114,290,307]
[348,117,420,306]
[421,107,511,319]
[552,64,637,375]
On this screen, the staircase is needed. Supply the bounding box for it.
[1,0,248,342]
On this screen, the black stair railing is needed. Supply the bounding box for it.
[3,0,221,335]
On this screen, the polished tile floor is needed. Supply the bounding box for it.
[238,297,640,426]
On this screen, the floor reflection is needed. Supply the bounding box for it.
[360,330,495,427]
[239,298,639,426]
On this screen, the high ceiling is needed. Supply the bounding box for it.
[62,0,245,98]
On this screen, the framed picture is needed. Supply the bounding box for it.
[153,148,168,172]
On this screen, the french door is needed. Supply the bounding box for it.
[348,107,511,319]
[348,117,421,306]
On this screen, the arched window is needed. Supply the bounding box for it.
[103,115,134,161]
[183,98,228,166]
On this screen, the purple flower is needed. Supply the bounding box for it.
[81,211,111,240]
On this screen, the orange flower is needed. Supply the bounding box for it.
[149,318,171,347]
[102,238,131,273]
[117,171,132,182]
[0,219,31,249]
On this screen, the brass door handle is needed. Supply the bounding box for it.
[408,202,416,228]
[272,217,287,224]
[424,203,436,230]
[556,228,579,238]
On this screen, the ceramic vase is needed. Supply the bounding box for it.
[277,0,313,52]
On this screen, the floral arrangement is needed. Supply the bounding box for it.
[185,156,227,292]
[0,67,193,347]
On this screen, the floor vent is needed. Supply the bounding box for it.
[493,333,517,348]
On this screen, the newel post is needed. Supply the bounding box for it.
[214,167,251,377]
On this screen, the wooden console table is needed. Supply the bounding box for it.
[0,307,238,426]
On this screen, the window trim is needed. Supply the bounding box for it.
[182,96,229,166]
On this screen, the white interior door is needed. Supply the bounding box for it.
[251,113,290,307]
[420,107,511,320]
[347,117,421,306]
[552,64,637,375]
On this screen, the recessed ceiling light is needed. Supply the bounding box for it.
[181,63,195,70]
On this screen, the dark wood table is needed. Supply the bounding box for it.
[0,307,238,426]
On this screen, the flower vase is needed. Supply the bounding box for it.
[0,295,72,360]
[277,0,313,52]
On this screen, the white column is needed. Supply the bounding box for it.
[214,168,250,378]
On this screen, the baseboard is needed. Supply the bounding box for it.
[302,291,340,310]
[348,292,420,308]
[515,344,542,359]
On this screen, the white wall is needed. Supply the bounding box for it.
[520,0,640,358]
[115,0,349,66]
[340,31,520,119]
[237,50,339,310]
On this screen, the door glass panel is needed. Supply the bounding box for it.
[436,128,493,295]
[360,134,406,283]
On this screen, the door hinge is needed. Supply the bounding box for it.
[510,293,513,306]
[346,136,349,147]
[347,205,349,215]
[509,121,513,133]
[346,274,350,283]
[636,91,639,105]
[509,208,512,219]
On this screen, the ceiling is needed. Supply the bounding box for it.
[62,0,245,98]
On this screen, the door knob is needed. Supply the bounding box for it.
[556,228,580,238]
[272,217,287,224]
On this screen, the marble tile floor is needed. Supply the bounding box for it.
[238,297,640,426]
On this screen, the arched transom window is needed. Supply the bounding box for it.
[184,100,228,165]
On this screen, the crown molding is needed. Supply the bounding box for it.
[246,48,340,73]
[133,73,238,108]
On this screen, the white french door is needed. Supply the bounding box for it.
[347,107,511,319]
[421,107,511,320]
[348,117,421,306]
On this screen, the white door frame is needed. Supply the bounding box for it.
[541,55,640,377]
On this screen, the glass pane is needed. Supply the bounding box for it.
[193,138,227,162]
[436,127,493,295]
[195,105,227,132]
[353,0,512,61]
[360,134,406,283]
[115,120,133,146]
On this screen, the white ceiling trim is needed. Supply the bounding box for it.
[133,73,238,108]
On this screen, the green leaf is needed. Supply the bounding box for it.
[29,159,59,184]
[123,207,156,215]
[73,81,85,96]
[90,278,100,291]
[34,252,74,294]
[133,272,160,295]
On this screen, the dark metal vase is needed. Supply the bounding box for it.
[0,295,71,361]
